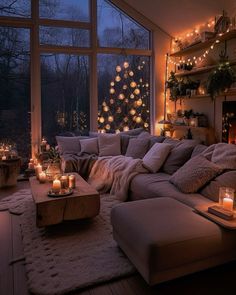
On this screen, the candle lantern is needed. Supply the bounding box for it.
[69,175,76,189]
[61,175,69,189]
[39,172,47,183]
[219,187,235,211]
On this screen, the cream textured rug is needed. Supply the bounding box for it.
[0,190,135,295]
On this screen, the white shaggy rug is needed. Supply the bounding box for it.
[0,190,135,295]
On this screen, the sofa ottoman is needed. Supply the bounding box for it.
[111,197,236,285]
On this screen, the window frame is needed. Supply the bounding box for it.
[0,0,153,157]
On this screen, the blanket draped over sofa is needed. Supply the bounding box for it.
[88,155,147,201]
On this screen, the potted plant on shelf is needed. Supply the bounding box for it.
[207,61,236,99]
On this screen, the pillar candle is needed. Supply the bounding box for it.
[52,179,61,193]
[69,175,76,189]
[61,175,69,189]
[39,172,46,183]
[35,164,42,180]
[223,197,233,211]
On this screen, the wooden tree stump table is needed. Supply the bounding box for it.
[0,158,21,188]
[29,173,100,227]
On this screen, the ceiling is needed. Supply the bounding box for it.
[124,0,236,37]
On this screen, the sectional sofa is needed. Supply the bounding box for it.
[56,129,236,285]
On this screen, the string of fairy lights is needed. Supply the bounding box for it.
[168,17,235,67]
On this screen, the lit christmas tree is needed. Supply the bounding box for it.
[98,60,150,133]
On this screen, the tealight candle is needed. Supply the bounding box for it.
[69,175,76,189]
[223,197,234,211]
[39,172,46,183]
[52,179,61,194]
[2,155,6,161]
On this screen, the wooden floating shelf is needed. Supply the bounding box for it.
[175,59,236,77]
[170,30,236,57]
[178,88,236,100]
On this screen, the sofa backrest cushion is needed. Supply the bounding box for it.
[120,127,144,136]
[200,170,236,202]
[125,138,149,159]
[149,135,165,148]
[56,136,83,155]
[80,138,98,155]
[142,143,172,173]
[98,133,121,156]
[211,143,236,170]
[162,140,198,175]
[169,155,222,193]
[191,144,208,158]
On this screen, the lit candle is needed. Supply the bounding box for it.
[69,175,76,189]
[1,155,6,161]
[39,172,46,183]
[28,162,34,170]
[35,164,42,179]
[61,175,69,189]
[30,158,34,164]
[223,197,233,211]
[52,179,61,193]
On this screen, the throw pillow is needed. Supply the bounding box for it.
[200,170,236,202]
[120,127,144,136]
[142,143,172,173]
[137,131,150,139]
[191,144,208,158]
[80,138,98,155]
[162,140,198,175]
[211,143,236,170]
[169,155,222,193]
[149,135,165,148]
[56,136,81,155]
[98,133,121,156]
[125,138,149,159]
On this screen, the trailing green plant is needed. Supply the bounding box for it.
[207,61,236,99]
[166,71,180,101]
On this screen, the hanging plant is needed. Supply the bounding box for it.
[207,61,236,99]
[166,71,180,101]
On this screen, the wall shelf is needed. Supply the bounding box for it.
[175,59,236,77]
[178,88,236,100]
[170,30,236,57]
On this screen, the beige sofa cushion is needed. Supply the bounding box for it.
[98,133,121,156]
[125,138,149,159]
[170,155,222,193]
[142,143,172,173]
[80,138,98,155]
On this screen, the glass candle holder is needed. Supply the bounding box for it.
[219,187,235,211]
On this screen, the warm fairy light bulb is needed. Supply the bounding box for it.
[139,78,143,82]
[130,94,135,99]
[144,123,149,128]
[99,117,105,123]
[123,117,128,122]
[123,61,129,68]
[110,81,114,86]
[215,39,220,43]
[116,107,122,113]
[123,85,127,90]
[119,93,125,100]
[136,99,142,106]
[110,98,114,104]
[108,115,114,122]
[115,129,120,134]
[130,109,136,115]
[130,81,136,88]
[115,75,121,82]
[116,65,121,72]
[105,124,110,130]
[123,73,128,79]
[110,88,115,94]
[135,116,142,123]
[129,71,134,76]
[210,45,214,49]
[134,88,140,95]
[123,126,129,132]
[103,106,109,112]
[125,99,129,103]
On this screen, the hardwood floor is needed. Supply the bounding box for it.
[0,182,236,295]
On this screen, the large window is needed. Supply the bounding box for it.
[0,26,30,160]
[41,54,89,143]
[0,0,151,159]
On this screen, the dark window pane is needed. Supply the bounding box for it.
[40,26,90,47]
[97,0,149,49]
[41,54,90,143]
[0,27,30,161]
[98,54,150,133]
[0,0,31,18]
[39,0,90,22]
